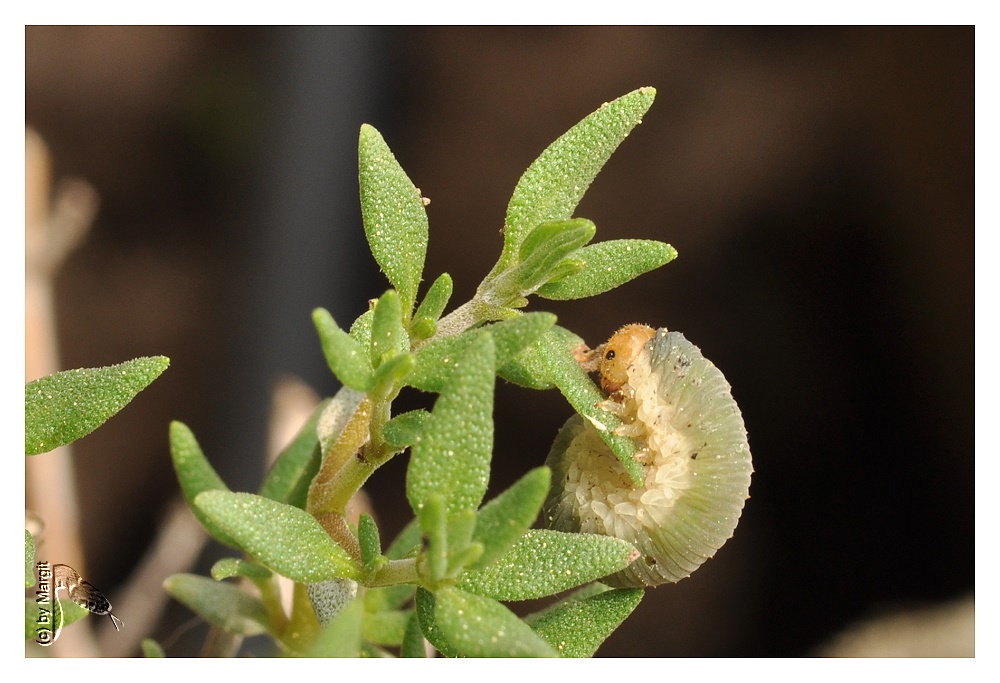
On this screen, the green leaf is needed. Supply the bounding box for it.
[537,239,677,300]
[141,638,166,657]
[25,531,35,587]
[349,308,374,350]
[163,573,271,637]
[409,312,555,392]
[434,587,558,657]
[496,87,656,274]
[411,272,454,340]
[169,421,240,548]
[471,466,551,570]
[489,219,596,301]
[25,356,169,455]
[210,557,272,582]
[401,611,428,657]
[415,587,458,657]
[407,333,495,515]
[312,308,374,392]
[306,595,364,656]
[458,529,638,601]
[359,124,429,319]
[259,398,327,508]
[194,491,360,582]
[498,324,583,390]
[371,352,415,397]
[526,586,644,657]
[358,513,382,569]
[418,493,449,581]
[25,597,89,641]
[370,289,409,367]
[382,409,430,448]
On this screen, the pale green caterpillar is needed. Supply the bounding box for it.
[544,325,752,587]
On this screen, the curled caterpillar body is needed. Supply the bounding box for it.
[544,327,752,587]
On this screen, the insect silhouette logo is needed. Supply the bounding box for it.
[33,561,122,646]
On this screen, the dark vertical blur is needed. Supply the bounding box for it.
[25,26,973,656]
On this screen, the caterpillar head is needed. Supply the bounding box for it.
[599,324,656,395]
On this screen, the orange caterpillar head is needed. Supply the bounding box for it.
[599,324,656,395]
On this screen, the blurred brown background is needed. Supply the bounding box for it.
[25,26,974,656]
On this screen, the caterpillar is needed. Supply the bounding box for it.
[544,325,752,587]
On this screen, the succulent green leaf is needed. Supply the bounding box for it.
[358,513,382,569]
[411,272,454,340]
[25,356,169,455]
[312,308,374,392]
[434,587,559,657]
[498,324,583,389]
[169,421,240,548]
[418,493,449,581]
[407,333,495,515]
[359,124,429,318]
[141,638,166,657]
[458,529,638,601]
[25,531,35,587]
[497,87,656,273]
[194,491,360,582]
[401,610,428,657]
[163,573,270,637]
[370,289,409,367]
[471,466,551,570]
[409,312,555,392]
[305,597,364,657]
[259,398,327,508]
[210,557,272,582]
[349,308,374,350]
[537,239,677,300]
[382,409,430,448]
[371,352,415,397]
[525,586,644,657]
[415,587,458,657]
[25,597,89,640]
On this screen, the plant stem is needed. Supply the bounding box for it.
[366,558,419,587]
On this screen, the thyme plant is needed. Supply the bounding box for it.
[25,86,752,657]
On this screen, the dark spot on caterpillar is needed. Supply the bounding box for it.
[605,349,616,360]
[691,452,699,460]
[645,555,657,566]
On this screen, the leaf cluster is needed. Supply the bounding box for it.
[163,87,675,657]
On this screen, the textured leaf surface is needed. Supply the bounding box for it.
[25,531,35,587]
[169,421,240,548]
[25,356,169,455]
[458,529,637,601]
[313,308,374,391]
[194,491,359,582]
[163,573,270,636]
[537,239,677,300]
[471,467,550,570]
[407,334,495,515]
[359,124,429,318]
[526,586,643,657]
[210,557,272,582]
[409,313,555,392]
[434,587,558,657]
[498,87,656,272]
